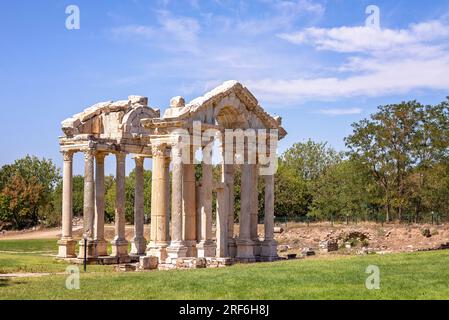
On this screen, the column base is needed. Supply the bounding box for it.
[227,238,237,258]
[197,240,216,258]
[236,239,255,262]
[166,242,188,262]
[57,238,77,258]
[110,238,128,258]
[261,239,278,261]
[130,236,147,256]
[252,239,262,258]
[184,240,197,257]
[96,239,108,256]
[78,239,98,259]
[146,242,169,263]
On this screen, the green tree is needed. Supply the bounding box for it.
[281,139,342,181]
[309,159,378,220]
[0,155,60,229]
[346,99,449,221]
[274,163,309,217]
[274,140,342,218]
[345,102,422,221]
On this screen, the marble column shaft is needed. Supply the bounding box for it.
[239,164,252,240]
[78,150,97,259]
[224,164,235,240]
[62,151,74,239]
[264,175,275,240]
[200,163,213,241]
[131,156,146,255]
[58,151,76,258]
[216,185,228,257]
[83,150,95,240]
[250,164,259,241]
[167,146,188,259]
[111,153,128,257]
[182,150,197,256]
[171,148,184,244]
[115,153,126,241]
[149,144,169,251]
[94,152,107,256]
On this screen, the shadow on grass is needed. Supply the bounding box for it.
[0,278,10,287]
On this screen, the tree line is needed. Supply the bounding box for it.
[1,98,449,230]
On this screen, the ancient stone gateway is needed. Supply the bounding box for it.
[57,81,287,269]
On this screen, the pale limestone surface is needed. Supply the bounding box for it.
[57,81,286,268]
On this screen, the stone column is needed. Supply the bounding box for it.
[78,150,98,259]
[197,163,216,257]
[250,164,261,258]
[58,150,77,258]
[164,157,171,241]
[130,156,147,255]
[94,152,108,256]
[147,144,169,262]
[236,164,255,262]
[216,183,228,258]
[111,153,128,257]
[167,146,187,259]
[182,149,197,257]
[225,164,236,257]
[261,174,278,261]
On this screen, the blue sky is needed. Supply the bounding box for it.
[1,0,449,175]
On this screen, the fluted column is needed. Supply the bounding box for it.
[197,163,216,257]
[167,145,187,259]
[58,150,77,258]
[78,149,97,259]
[216,182,228,258]
[131,156,147,255]
[111,153,128,257]
[147,144,169,262]
[261,174,278,261]
[250,164,261,258]
[224,164,235,239]
[236,163,255,262]
[94,152,108,256]
[182,148,197,257]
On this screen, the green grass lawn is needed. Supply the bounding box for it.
[0,239,448,300]
[0,239,59,253]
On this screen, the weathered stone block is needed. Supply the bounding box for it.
[139,256,158,270]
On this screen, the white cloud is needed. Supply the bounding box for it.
[318,108,362,116]
[247,55,449,103]
[108,2,449,109]
[112,25,156,38]
[278,20,449,53]
[248,19,449,104]
[111,11,201,54]
[233,0,325,35]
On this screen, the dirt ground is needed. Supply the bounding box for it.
[1,220,448,256]
[273,222,449,256]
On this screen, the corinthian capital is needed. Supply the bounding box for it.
[151,143,167,158]
[62,150,74,162]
